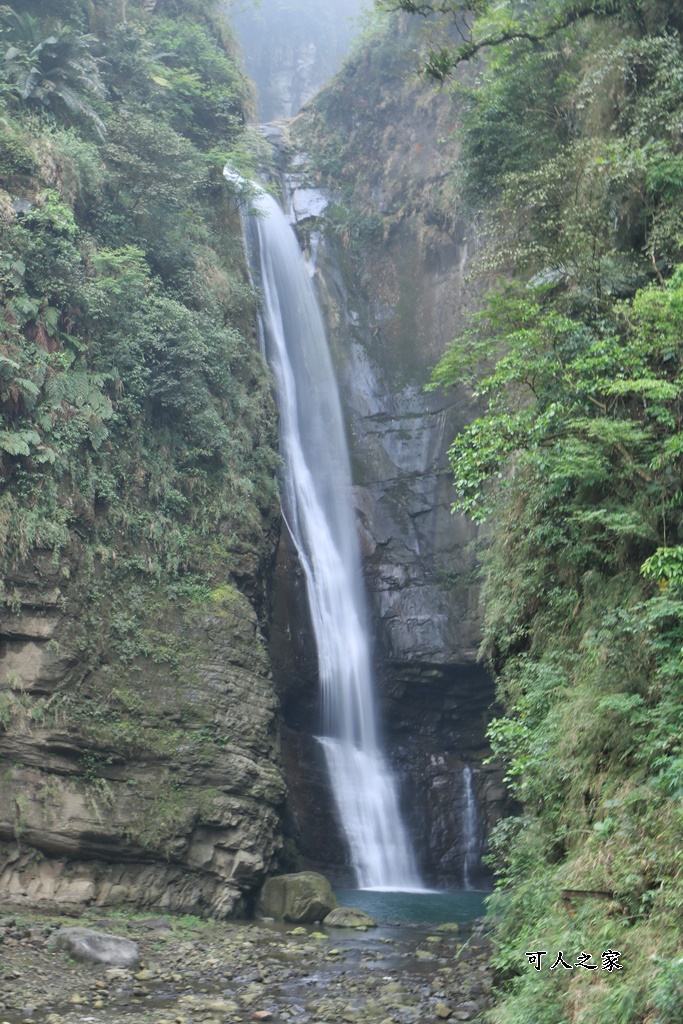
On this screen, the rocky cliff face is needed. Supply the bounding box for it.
[0,0,290,920]
[0,531,285,917]
[267,17,510,886]
[289,16,487,671]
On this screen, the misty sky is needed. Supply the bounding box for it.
[226,0,371,120]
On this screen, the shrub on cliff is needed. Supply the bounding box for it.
[0,0,277,578]
[412,0,683,1020]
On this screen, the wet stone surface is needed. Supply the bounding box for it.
[0,909,494,1023]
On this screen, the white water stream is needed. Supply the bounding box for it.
[462,766,479,890]
[245,189,422,890]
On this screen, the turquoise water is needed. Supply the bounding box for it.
[334,888,488,925]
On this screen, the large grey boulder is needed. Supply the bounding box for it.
[47,926,139,967]
[256,871,338,923]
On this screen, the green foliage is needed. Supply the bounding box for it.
[0,6,107,136]
[652,957,683,1024]
[436,271,683,524]
[0,0,279,586]
[435,272,683,1020]
[416,5,683,1023]
[0,1,279,831]
[145,16,247,149]
[452,34,683,298]
[376,0,683,79]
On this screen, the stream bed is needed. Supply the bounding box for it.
[0,898,493,1024]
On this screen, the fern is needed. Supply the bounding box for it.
[0,428,40,457]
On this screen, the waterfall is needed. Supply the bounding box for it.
[245,188,422,891]
[462,766,479,890]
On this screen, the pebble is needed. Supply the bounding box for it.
[0,908,493,1024]
[105,967,131,980]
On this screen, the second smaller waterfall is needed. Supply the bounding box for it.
[462,766,480,889]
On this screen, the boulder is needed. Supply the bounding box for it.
[47,926,139,967]
[323,907,376,928]
[256,871,338,923]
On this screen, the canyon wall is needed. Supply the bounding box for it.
[0,0,290,917]
[0,8,509,907]
[268,16,510,887]
[0,525,285,917]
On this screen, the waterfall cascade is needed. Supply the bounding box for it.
[462,766,479,890]
[245,188,422,890]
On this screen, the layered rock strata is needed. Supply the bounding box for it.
[0,546,285,917]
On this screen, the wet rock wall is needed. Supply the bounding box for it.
[267,25,512,886]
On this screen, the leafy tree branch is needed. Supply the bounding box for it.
[376,0,683,79]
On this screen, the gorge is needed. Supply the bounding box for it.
[0,0,503,916]
[3,1,682,1021]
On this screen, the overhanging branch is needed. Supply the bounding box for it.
[377,0,625,80]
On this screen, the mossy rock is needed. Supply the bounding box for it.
[323,907,377,929]
[256,871,338,923]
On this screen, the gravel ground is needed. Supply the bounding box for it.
[0,907,494,1024]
